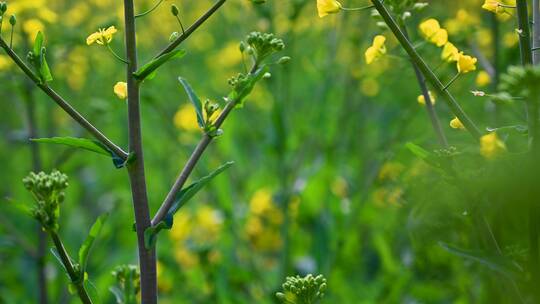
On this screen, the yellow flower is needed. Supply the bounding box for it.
[113,82,128,99]
[457,53,477,74]
[482,0,500,13]
[86,26,118,45]
[441,42,459,62]
[317,0,342,18]
[449,117,465,129]
[419,19,441,38]
[419,19,448,47]
[250,189,273,215]
[476,71,492,87]
[480,132,506,159]
[365,35,387,64]
[417,91,436,106]
[23,19,45,39]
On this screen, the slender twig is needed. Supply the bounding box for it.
[470,41,496,80]
[340,4,374,11]
[123,1,157,303]
[517,0,533,66]
[175,15,185,35]
[443,73,461,91]
[0,37,128,160]
[371,0,482,140]
[401,23,449,148]
[106,44,129,64]
[135,0,165,18]
[49,232,93,304]
[151,101,236,225]
[152,0,227,59]
[9,21,14,48]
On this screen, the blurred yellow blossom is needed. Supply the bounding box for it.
[457,53,477,74]
[249,189,273,215]
[378,162,404,181]
[450,117,465,130]
[480,132,506,159]
[22,19,44,39]
[173,104,200,132]
[476,71,491,87]
[419,19,448,47]
[365,35,387,64]
[417,91,436,106]
[113,82,127,100]
[361,78,380,96]
[86,26,118,45]
[0,55,12,71]
[331,176,348,198]
[317,0,341,18]
[245,188,283,252]
[441,42,459,62]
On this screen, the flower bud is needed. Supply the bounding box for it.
[239,41,246,53]
[171,4,179,16]
[9,14,16,26]
[169,31,179,42]
[0,2,7,14]
[277,56,290,65]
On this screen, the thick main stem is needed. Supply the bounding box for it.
[123,1,157,303]
[371,0,482,140]
[49,232,92,304]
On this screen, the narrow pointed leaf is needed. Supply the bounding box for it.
[178,77,204,128]
[133,49,186,80]
[78,213,109,275]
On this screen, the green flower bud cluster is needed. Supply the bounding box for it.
[242,31,285,65]
[112,264,141,295]
[500,65,540,99]
[203,99,223,137]
[22,170,69,232]
[276,274,327,304]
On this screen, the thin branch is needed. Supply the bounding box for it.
[135,0,165,18]
[401,22,449,148]
[371,0,482,140]
[49,232,93,304]
[151,0,227,59]
[0,37,128,160]
[151,101,235,226]
[470,41,496,80]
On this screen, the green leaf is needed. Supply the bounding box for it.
[78,213,108,276]
[33,31,43,57]
[31,137,129,169]
[143,161,234,249]
[178,77,205,128]
[133,49,186,80]
[439,242,523,278]
[39,50,53,82]
[405,142,430,160]
[109,286,124,304]
[31,137,110,156]
[50,247,68,273]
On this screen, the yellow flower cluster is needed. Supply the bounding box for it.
[86,26,118,46]
[365,35,387,65]
[420,19,477,74]
[169,205,224,268]
[482,0,516,20]
[480,132,506,159]
[245,189,283,252]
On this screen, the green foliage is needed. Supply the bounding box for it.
[110,265,140,304]
[78,213,109,279]
[133,49,186,81]
[27,31,53,84]
[276,274,327,304]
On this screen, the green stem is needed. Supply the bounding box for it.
[152,0,227,58]
[371,0,482,140]
[443,72,461,91]
[123,0,157,303]
[517,0,533,66]
[134,0,165,18]
[49,232,92,304]
[340,4,374,11]
[401,22,449,148]
[0,37,129,160]
[107,44,129,64]
[175,15,185,34]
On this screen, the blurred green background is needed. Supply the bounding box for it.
[0,0,533,303]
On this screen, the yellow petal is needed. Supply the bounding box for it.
[114,82,128,99]
[450,117,465,129]
[317,0,341,18]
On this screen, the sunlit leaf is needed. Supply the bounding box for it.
[133,49,186,80]
[178,77,204,128]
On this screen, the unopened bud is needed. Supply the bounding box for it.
[0,2,7,14]
[9,14,16,26]
[171,4,179,16]
[263,72,271,79]
[169,31,179,42]
[239,41,246,53]
[277,56,290,65]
